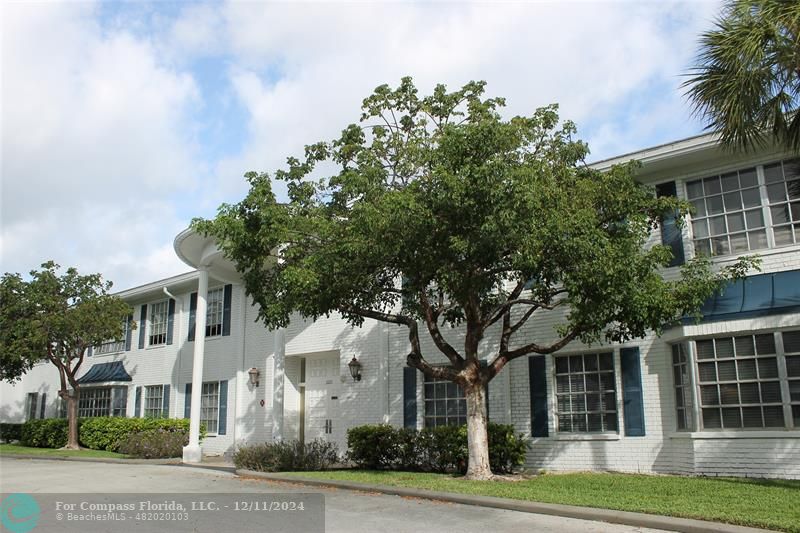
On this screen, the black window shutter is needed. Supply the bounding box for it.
[134,386,142,417]
[166,298,176,345]
[621,347,646,437]
[40,393,46,419]
[222,284,233,336]
[87,346,93,357]
[138,304,147,349]
[162,384,171,418]
[184,383,192,419]
[188,293,197,342]
[529,355,549,437]
[655,181,685,267]
[403,367,417,428]
[218,380,228,435]
[124,314,133,351]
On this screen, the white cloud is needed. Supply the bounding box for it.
[1,2,200,286]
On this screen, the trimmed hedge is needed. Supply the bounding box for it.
[20,417,203,452]
[234,439,339,472]
[346,423,528,474]
[118,429,188,458]
[0,423,24,443]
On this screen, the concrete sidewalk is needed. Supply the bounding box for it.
[237,470,775,533]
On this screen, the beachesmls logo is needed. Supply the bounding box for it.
[0,493,40,533]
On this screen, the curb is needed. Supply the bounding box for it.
[236,470,773,533]
[0,453,181,465]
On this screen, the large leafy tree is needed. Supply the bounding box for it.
[196,78,755,479]
[684,0,800,151]
[0,262,132,449]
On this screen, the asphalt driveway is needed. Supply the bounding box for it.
[0,458,665,533]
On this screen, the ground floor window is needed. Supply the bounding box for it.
[144,385,165,418]
[672,329,800,431]
[554,352,618,433]
[78,386,127,418]
[423,375,466,427]
[201,382,220,434]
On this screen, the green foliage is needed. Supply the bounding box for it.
[21,418,69,448]
[684,1,800,151]
[0,423,23,443]
[20,417,200,451]
[0,261,133,383]
[233,439,340,472]
[118,429,188,459]
[346,423,527,474]
[80,417,198,452]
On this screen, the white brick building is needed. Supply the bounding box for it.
[2,133,799,478]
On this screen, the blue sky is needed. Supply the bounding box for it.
[1,0,721,290]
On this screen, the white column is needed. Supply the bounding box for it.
[379,322,389,423]
[272,328,286,441]
[183,267,208,463]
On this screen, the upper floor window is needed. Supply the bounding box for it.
[95,318,129,355]
[672,329,800,431]
[206,287,224,337]
[554,352,618,433]
[686,159,800,257]
[148,300,168,346]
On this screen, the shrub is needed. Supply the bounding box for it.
[346,424,400,469]
[234,439,339,472]
[80,417,197,452]
[118,429,188,458]
[345,423,529,474]
[21,418,69,448]
[0,423,24,443]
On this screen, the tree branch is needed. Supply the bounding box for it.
[488,330,578,379]
[418,290,465,368]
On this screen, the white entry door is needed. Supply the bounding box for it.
[304,353,343,450]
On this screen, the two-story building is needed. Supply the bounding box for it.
[2,133,799,478]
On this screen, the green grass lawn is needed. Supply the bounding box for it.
[0,443,128,459]
[280,470,800,532]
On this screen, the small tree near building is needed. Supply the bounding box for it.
[0,261,132,449]
[195,78,756,479]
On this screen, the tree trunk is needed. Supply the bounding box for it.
[464,382,492,480]
[65,389,80,450]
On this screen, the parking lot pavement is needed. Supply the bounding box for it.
[0,458,667,533]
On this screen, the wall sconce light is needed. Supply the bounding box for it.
[248,367,261,387]
[348,356,362,382]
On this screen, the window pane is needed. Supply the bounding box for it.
[569,356,583,373]
[737,359,757,380]
[771,205,791,224]
[742,407,763,428]
[760,381,781,402]
[701,385,719,405]
[764,163,783,183]
[741,188,761,208]
[739,169,758,188]
[726,212,745,232]
[715,338,734,358]
[735,336,755,356]
[747,230,768,249]
[555,357,569,374]
[599,353,613,370]
[763,406,785,428]
[721,172,739,191]
[786,356,800,378]
[789,182,800,201]
[556,375,570,394]
[709,216,726,235]
[740,382,760,403]
[686,180,704,199]
[694,239,712,256]
[704,177,722,195]
[584,354,598,371]
[570,374,585,393]
[585,374,600,392]
[720,384,739,404]
[767,183,787,203]
[793,406,800,427]
[744,208,764,228]
[722,408,742,428]
[698,362,717,382]
[703,408,722,428]
[758,358,779,379]
[774,225,794,246]
[696,340,715,360]
[691,199,707,217]
[718,361,737,381]
[788,381,800,402]
[587,413,602,432]
[707,196,724,215]
[755,334,776,354]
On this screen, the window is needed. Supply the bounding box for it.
[554,352,618,433]
[672,330,800,430]
[423,376,466,427]
[78,387,127,418]
[672,344,692,431]
[144,385,164,418]
[148,300,168,346]
[201,382,220,434]
[26,392,39,420]
[206,287,224,337]
[95,318,129,355]
[686,159,800,257]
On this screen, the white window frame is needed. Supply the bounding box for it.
[148,300,169,346]
[553,350,619,434]
[205,287,224,338]
[200,381,220,435]
[143,385,165,418]
[684,158,800,259]
[422,374,467,428]
[95,318,129,355]
[672,329,800,432]
[77,387,126,418]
